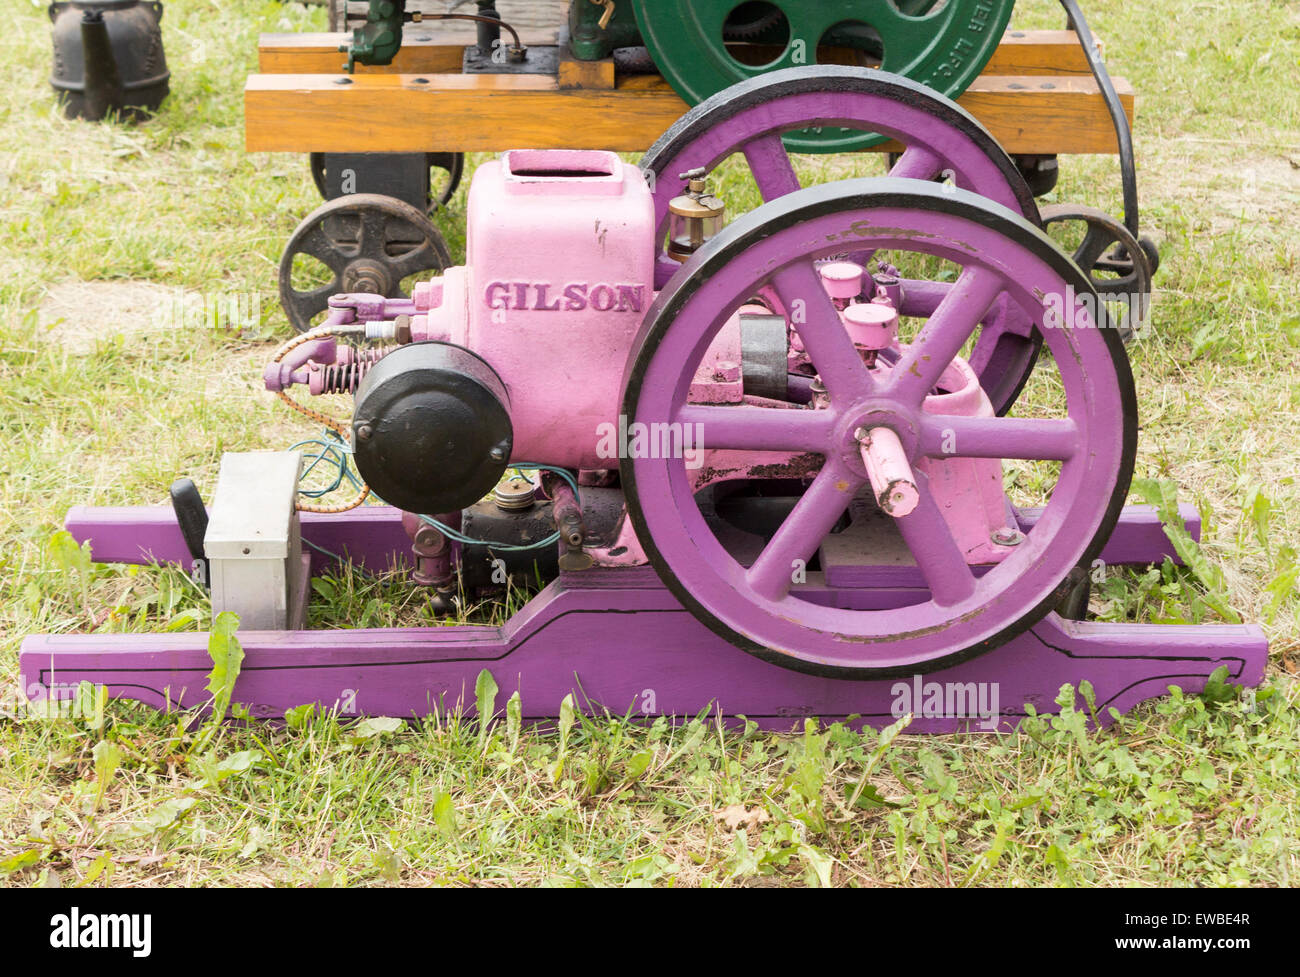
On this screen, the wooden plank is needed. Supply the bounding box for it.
[258,28,1097,77]
[557,53,616,90]
[245,72,680,153]
[244,72,1133,156]
[984,30,1099,76]
[958,75,1133,155]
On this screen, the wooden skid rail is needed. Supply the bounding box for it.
[257,29,1099,78]
[244,72,1134,156]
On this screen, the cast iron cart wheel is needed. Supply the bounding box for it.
[620,179,1137,678]
[279,193,452,333]
[1040,203,1154,343]
[641,66,1042,415]
[309,152,465,212]
[630,0,1014,153]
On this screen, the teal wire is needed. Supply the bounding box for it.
[287,431,577,554]
[290,431,363,500]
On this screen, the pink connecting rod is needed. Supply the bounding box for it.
[857,426,920,517]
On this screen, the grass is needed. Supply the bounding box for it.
[1,0,1298,887]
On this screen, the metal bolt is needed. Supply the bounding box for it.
[393,314,412,344]
[809,378,829,410]
[991,527,1024,546]
[355,423,373,442]
[489,442,509,463]
[712,359,741,383]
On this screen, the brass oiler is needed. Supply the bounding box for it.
[666,167,725,263]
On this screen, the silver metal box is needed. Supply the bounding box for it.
[204,451,307,631]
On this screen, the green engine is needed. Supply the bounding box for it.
[343,0,1015,150]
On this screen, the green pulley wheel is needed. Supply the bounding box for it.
[630,0,1014,153]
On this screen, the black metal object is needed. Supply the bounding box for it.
[48,0,169,121]
[472,0,501,56]
[309,151,463,213]
[463,44,559,75]
[1055,566,1092,621]
[1059,0,1159,273]
[459,497,560,593]
[351,342,513,515]
[739,312,788,401]
[1012,154,1060,198]
[168,477,208,587]
[278,193,451,333]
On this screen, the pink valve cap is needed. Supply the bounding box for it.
[859,426,920,518]
[843,301,899,351]
[819,261,865,301]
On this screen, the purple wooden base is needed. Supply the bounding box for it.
[19,569,1266,731]
[22,503,1265,732]
[62,501,1203,576]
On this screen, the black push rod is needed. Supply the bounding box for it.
[1058,0,1140,240]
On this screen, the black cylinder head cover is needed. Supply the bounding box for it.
[351,342,512,515]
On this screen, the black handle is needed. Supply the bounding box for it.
[169,478,209,585]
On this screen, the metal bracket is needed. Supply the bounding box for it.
[463,44,559,75]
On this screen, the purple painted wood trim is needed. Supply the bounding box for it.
[66,502,1201,577]
[18,574,1266,733]
[66,505,413,573]
[1021,503,1201,566]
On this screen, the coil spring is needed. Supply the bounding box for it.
[318,346,390,394]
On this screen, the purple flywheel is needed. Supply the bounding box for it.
[621,178,1136,678]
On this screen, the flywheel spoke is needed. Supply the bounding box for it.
[920,415,1079,462]
[742,133,802,200]
[888,266,1005,405]
[746,462,864,602]
[676,404,835,454]
[894,475,978,608]
[888,145,945,182]
[770,259,873,403]
[296,224,355,277]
